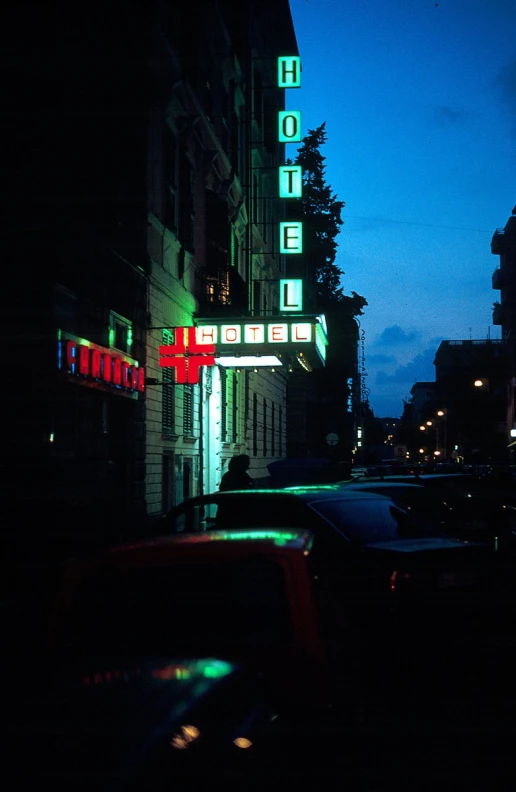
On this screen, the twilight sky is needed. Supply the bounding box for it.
[286,0,516,418]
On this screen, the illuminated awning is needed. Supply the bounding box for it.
[194,314,328,370]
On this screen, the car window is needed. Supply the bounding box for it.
[308,497,443,542]
[173,502,207,533]
[170,495,313,533]
[60,558,293,657]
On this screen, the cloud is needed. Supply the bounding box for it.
[433,106,472,125]
[375,347,436,386]
[367,353,398,366]
[375,325,422,346]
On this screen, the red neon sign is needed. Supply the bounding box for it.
[61,335,145,394]
[159,327,215,384]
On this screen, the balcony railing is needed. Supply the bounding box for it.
[492,268,503,290]
[493,302,504,326]
[491,229,505,255]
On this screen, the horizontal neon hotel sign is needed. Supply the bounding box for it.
[197,315,328,365]
[197,322,313,345]
[57,330,145,395]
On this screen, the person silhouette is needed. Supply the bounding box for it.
[219,455,254,491]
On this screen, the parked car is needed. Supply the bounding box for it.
[7,655,277,790]
[8,528,343,789]
[45,528,331,713]
[161,487,516,640]
[338,477,516,550]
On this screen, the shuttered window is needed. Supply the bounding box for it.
[162,330,175,432]
[263,398,267,456]
[183,384,194,436]
[220,368,227,442]
[253,393,258,456]
[232,373,238,443]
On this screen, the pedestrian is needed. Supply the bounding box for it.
[219,454,254,491]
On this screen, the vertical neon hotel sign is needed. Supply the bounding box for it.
[278,55,302,254]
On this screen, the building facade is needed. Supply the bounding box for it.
[433,339,507,464]
[4,2,150,553]
[492,205,516,458]
[4,0,348,567]
[144,0,305,518]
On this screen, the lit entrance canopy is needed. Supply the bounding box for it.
[195,314,328,369]
[217,356,282,368]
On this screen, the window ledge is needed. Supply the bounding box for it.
[161,432,179,441]
[183,435,198,443]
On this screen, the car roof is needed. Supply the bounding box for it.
[172,486,399,502]
[67,527,315,572]
[339,481,426,490]
[343,473,474,484]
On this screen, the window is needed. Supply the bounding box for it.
[230,226,239,269]
[271,403,275,456]
[162,452,175,512]
[253,68,263,127]
[109,311,132,354]
[178,152,195,252]
[183,384,194,436]
[162,330,175,433]
[253,173,259,226]
[232,373,239,443]
[253,393,258,456]
[253,280,261,316]
[220,368,227,442]
[279,406,283,455]
[164,126,177,232]
[263,398,267,456]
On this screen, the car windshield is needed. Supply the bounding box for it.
[61,558,292,657]
[308,497,444,543]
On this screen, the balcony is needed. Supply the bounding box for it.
[492,267,503,290]
[491,229,505,255]
[493,302,504,326]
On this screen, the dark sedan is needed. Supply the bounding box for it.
[161,487,515,640]
[338,475,516,548]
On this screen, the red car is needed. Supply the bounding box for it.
[47,528,332,713]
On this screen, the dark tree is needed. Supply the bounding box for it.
[292,122,367,316]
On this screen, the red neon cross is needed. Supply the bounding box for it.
[159,327,215,384]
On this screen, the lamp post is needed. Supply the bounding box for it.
[438,409,448,461]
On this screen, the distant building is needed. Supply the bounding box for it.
[492,205,516,459]
[434,340,507,464]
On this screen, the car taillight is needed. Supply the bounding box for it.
[390,570,414,593]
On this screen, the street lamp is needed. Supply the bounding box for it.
[435,408,448,461]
